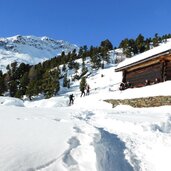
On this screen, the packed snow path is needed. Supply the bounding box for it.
[72,110,134,171]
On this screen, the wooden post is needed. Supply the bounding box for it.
[122,70,126,83]
[161,60,167,82]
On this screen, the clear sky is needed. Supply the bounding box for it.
[0,0,171,47]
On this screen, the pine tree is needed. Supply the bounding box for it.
[15,63,30,80]
[63,73,68,87]
[62,64,66,72]
[153,33,159,47]
[101,47,110,65]
[26,80,38,100]
[42,70,60,98]
[136,34,146,53]
[67,79,70,88]
[5,62,19,97]
[79,77,87,92]
[8,80,18,97]
[18,72,29,98]
[100,39,113,50]
[119,38,132,57]
[0,70,6,95]
[82,61,88,74]
[78,47,84,58]
[73,62,80,73]
[83,45,88,52]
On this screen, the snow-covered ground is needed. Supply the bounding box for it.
[1,63,171,171]
[0,35,78,72]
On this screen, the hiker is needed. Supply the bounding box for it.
[119,82,125,91]
[80,87,85,97]
[145,79,150,86]
[86,84,90,95]
[69,94,74,105]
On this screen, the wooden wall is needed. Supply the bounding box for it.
[118,53,171,89]
[125,62,162,87]
[166,61,171,80]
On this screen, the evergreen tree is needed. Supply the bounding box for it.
[26,80,38,100]
[101,47,110,65]
[42,70,60,98]
[28,64,44,82]
[78,47,84,58]
[15,89,24,99]
[28,66,38,81]
[10,62,18,79]
[14,63,30,80]
[119,38,132,57]
[61,51,65,58]
[18,72,29,98]
[8,80,18,97]
[0,70,6,95]
[63,73,68,87]
[90,54,101,69]
[153,33,159,47]
[136,34,146,53]
[79,76,87,92]
[67,79,70,88]
[73,62,80,73]
[62,64,67,72]
[27,64,44,96]
[5,62,19,97]
[145,38,151,51]
[83,45,88,52]
[82,61,88,74]
[100,39,113,50]
[128,39,137,55]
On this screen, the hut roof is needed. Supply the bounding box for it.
[115,39,171,72]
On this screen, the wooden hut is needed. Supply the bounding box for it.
[115,41,171,89]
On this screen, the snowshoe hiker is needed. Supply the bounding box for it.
[86,84,90,95]
[80,87,85,97]
[69,94,74,105]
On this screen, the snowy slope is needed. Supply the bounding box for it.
[1,41,171,170]
[1,64,171,171]
[0,35,78,72]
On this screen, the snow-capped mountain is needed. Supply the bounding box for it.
[0,35,79,72]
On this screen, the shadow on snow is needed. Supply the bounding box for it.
[94,128,134,171]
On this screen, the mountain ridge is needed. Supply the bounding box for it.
[0,35,79,72]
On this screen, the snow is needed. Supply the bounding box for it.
[0,35,78,72]
[116,39,171,70]
[1,50,171,170]
[0,96,24,107]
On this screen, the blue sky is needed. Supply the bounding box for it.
[0,0,170,47]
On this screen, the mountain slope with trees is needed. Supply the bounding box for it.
[0,33,170,100]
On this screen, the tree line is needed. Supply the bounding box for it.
[119,33,171,57]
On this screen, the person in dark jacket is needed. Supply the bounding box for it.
[86,84,90,95]
[69,94,74,105]
[80,87,85,97]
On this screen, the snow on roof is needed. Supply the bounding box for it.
[115,40,171,71]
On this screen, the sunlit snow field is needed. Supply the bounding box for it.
[1,63,171,171]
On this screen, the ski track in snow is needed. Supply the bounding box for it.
[67,110,135,171]
[63,137,80,168]
[88,109,171,171]
[94,128,134,171]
